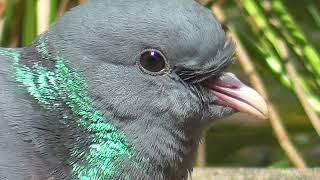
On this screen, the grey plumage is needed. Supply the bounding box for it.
[0,0,267,179]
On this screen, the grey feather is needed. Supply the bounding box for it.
[0,0,235,179]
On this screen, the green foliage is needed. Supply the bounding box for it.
[1,0,14,46]
[22,0,37,46]
[204,0,320,168]
[49,1,59,24]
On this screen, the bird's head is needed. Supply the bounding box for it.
[42,0,268,177]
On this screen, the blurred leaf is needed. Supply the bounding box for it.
[22,0,37,46]
[271,0,320,86]
[1,0,14,46]
[307,4,320,28]
[50,1,59,24]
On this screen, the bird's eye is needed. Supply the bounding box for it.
[138,49,168,75]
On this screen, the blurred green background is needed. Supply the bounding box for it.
[0,0,319,169]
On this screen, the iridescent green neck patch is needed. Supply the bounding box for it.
[0,43,133,179]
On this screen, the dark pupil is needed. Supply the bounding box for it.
[140,51,165,72]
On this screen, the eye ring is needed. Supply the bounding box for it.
[136,49,170,76]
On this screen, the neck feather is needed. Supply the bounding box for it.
[0,38,135,179]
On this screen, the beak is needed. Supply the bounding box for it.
[203,72,268,119]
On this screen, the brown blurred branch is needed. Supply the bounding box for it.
[59,0,71,17]
[196,138,206,167]
[0,0,6,18]
[0,0,6,41]
[211,4,307,169]
[197,0,210,5]
[79,0,87,5]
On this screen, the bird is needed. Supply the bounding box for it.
[0,0,268,179]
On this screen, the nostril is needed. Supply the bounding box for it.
[203,72,243,89]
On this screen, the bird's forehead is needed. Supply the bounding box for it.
[125,0,225,64]
[56,0,226,68]
[96,0,225,65]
